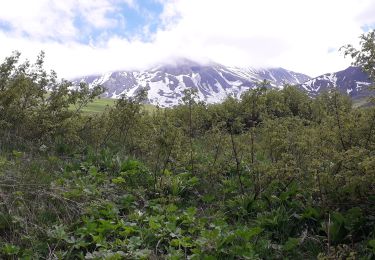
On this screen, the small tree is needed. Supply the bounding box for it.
[341,29,375,101]
[0,51,104,151]
[182,88,198,174]
[100,88,148,150]
[342,30,375,149]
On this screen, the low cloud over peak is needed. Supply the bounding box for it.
[0,0,374,78]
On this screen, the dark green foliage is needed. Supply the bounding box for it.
[0,44,375,259]
[0,51,104,153]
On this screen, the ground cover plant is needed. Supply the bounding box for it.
[0,31,375,259]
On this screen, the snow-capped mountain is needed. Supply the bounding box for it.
[73,59,310,106]
[300,66,373,99]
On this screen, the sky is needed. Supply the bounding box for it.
[0,0,374,79]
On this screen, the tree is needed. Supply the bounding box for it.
[341,29,375,101]
[342,30,375,149]
[182,88,198,174]
[0,51,104,151]
[99,88,148,150]
[342,30,375,79]
[240,82,267,128]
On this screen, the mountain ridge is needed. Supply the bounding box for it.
[73,59,311,107]
[73,59,374,107]
[299,66,373,100]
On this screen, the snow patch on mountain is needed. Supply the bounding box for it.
[73,59,311,107]
[300,66,373,99]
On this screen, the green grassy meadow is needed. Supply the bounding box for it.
[82,96,370,113]
[79,97,157,113]
[81,97,116,113]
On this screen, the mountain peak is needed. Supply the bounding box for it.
[73,61,311,107]
[300,66,373,99]
[152,57,211,70]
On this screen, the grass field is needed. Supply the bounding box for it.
[80,97,157,114]
[81,98,116,113]
[79,96,372,113]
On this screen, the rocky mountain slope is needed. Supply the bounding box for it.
[73,59,310,106]
[74,60,373,106]
[299,66,373,99]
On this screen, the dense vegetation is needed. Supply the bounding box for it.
[0,32,374,259]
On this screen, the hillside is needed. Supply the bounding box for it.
[73,59,311,107]
[300,66,373,99]
[74,61,374,107]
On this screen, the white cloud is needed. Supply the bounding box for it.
[0,0,135,40]
[0,0,75,40]
[0,0,374,78]
[152,0,373,76]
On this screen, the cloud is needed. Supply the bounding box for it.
[356,0,375,25]
[153,0,373,76]
[0,0,136,41]
[0,0,374,78]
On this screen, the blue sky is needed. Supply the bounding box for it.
[0,0,374,78]
[0,0,165,43]
[71,0,164,44]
